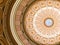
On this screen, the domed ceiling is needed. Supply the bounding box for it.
[2,0,60,45]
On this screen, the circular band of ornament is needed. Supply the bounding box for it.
[24,0,60,45]
[10,0,60,45]
[10,0,35,45]
[10,0,23,45]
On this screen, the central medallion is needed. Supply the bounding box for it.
[33,7,60,38]
[44,18,54,27]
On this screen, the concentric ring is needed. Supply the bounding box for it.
[10,0,60,45]
[24,0,60,44]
